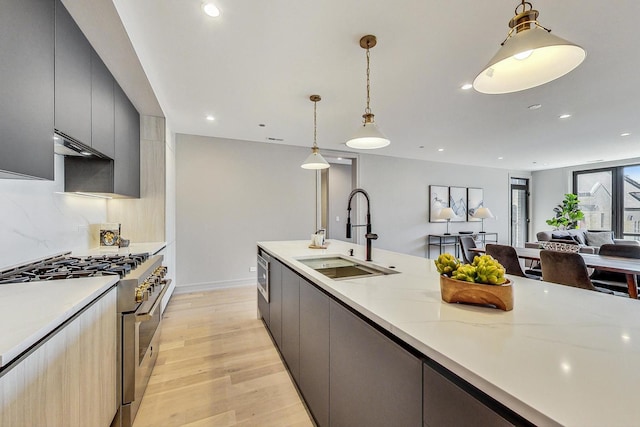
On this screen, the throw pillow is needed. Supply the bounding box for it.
[568,230,587,245]
[551,233,577,242]
[584,231,614,247]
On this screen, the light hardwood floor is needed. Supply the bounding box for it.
[133,286,314,427]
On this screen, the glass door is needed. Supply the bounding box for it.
[510,178,529,247]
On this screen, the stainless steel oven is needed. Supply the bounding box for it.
[113,256,169,427]
[257,252,269,302]
[257,251,270,325]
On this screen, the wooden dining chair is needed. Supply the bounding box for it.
[539,250,619,295]
[590,244,640,294]
[458,236,477,265]
[485,244,540,280]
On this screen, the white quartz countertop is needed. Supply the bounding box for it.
[258,240,640,427]
[0,276,118,368]
[75,241,167,257]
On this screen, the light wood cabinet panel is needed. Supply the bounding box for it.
[0,288,117,427]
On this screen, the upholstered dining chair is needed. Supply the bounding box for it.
[485,244,540,280]
[458,236,477,265]
[589,243,640,295]
[539,250,620,295]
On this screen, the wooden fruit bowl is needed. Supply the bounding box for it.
[440,275,513,311]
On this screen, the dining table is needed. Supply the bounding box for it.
[470,246,640,299]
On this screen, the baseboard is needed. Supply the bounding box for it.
[173,278,255,294]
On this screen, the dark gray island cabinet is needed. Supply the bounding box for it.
[258,250,529,427]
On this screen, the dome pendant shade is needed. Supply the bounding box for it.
[301,94,330,170]
[473,1,586,95]
[346,120,390,149]
[347,35,390,149]
[301,147,330,169]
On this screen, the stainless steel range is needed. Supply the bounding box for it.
[0,252,170,427]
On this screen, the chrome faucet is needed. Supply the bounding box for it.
[346,188,378,261]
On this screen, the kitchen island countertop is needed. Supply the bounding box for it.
[0,276,118,368]
[258,239,640,427]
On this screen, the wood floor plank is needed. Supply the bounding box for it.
[133,286,314,427]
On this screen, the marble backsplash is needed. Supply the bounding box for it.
[0,155,107,268]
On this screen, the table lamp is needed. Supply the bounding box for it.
[474,207,494,233]
[438,207,457,235]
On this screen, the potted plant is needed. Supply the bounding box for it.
[546,193,584,230]
[434,253,513,311]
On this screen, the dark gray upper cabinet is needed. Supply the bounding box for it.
[269,258,283,349]
[91,49,115,158]
[299,279,330,427]
[281,267,300,383]
[114,83,140,198]
[0,0,54,180]
[54,0,91,146]
[330,300,423,427]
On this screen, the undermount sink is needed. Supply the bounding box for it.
[296,255,399,280]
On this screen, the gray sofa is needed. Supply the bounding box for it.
[525,230,639,254]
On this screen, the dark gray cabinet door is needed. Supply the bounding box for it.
[299,279,329,427]
[281,267,300,383]
[269,258,283,349]
[91,49,115,158]
[423,361,514,427]
[0,0,54,180]
[257,288,269,326]
[330,300,422,427]
[54,0,91,146]
[114,83,140,197]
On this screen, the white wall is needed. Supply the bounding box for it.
[176,134,316,291]
[176,134,529,289]
[0,155,107,267]
[358,153,522,257]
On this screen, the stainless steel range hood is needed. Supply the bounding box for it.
[55,132,129,199]
[54,131,110,159]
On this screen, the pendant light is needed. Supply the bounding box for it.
[346,35,390,149]
[473,0,586,94]
[301,95,330,170]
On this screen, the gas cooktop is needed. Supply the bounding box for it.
[0,252,149,285]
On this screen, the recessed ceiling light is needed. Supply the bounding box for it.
[460,83,473,90]
[202,2,221,17]
[498,157,504,160]
[258,123,266,127]
[337,157,343,160]
[206,115,215,121]
[559,114,572,119]
[437,148,444,152]
[621,132,631,137]
[528,104,542,110]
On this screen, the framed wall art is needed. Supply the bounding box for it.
[429,185,448,222]
[467,187,484,221]
[448,187,467,222]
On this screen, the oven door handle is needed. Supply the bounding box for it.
[136,279,171,322]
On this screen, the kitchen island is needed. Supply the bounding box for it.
[258,240,640,426]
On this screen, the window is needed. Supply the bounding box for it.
[574,169,613,231]
[622,165,640,239]
[573,165,640,241]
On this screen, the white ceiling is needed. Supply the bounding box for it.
[66,0,639,171]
